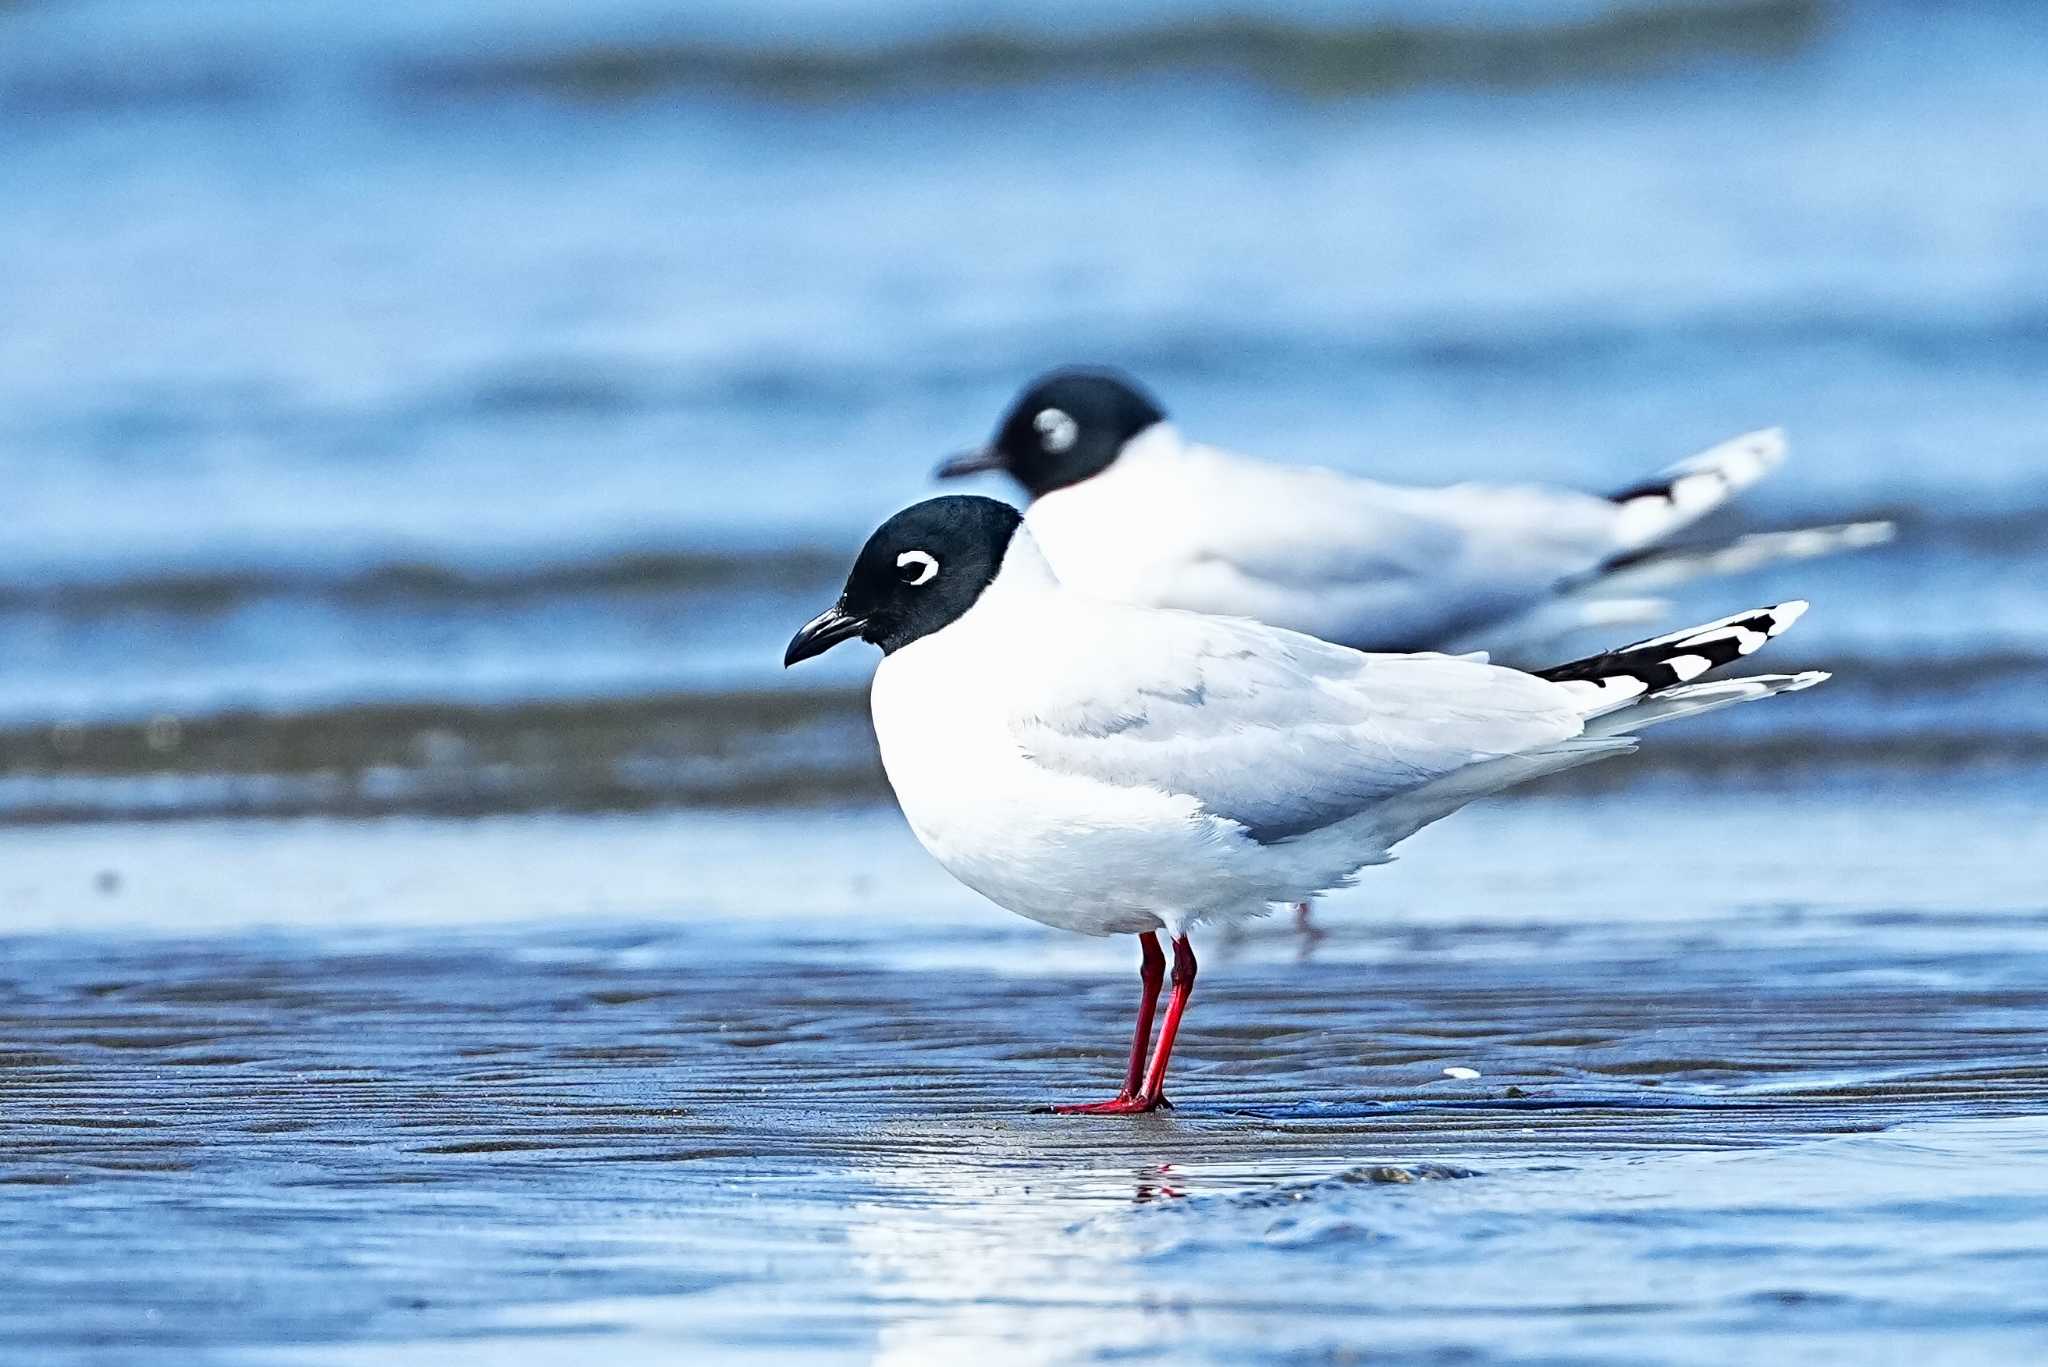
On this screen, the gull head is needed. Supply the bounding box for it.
[936,367,1166,499]
[785,495,1025,666]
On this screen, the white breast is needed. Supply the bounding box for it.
[866,535,1336,936]
[871,643,1174,935]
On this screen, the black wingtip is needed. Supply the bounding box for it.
[1537,602,1808,692]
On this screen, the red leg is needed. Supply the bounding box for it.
[1055,934,1196,1116]
[1053,932,1164,1114]
[1119,932,1166,1097]
[1292,900,1326,951]
[1135,935,1197,1108]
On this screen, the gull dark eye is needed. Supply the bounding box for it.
[1034,408,1078,453]
[896,550,939,586]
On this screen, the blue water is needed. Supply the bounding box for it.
[2,0,2045,737]
[2,0,2043,813]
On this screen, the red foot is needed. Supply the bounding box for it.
[1050,934,1195,1118]
[1050,1093,1173,1115]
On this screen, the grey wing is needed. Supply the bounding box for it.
[1013,613,1586,843]
[1163,458,1624,648]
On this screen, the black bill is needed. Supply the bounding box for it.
[784,604,869,667]
[934,447,1007,479]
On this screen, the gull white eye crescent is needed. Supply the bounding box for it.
[896,550,939,586]
[1034,407,1078,453]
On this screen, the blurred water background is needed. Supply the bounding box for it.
[0,0,2043,817]
[3,0,2047,1362]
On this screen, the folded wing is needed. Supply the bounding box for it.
[1011,611,1586,843]
[1154,447,1646,650]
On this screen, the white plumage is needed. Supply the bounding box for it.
[790,494,1827,1111]
[870,524,1820,938]
[1022,423,1797,657]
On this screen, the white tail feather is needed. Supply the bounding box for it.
[1611,427,1787,549]
[1594,520,1896,593]
[1584,671,1831,737]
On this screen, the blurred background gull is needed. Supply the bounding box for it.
[0,0,2042,824]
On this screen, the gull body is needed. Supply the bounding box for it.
[787,495,1827,1112]
[940,368,1890,659]
[872,529,1576,936]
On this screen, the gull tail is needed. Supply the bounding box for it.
[1468,431,1865,665]
[1607,427,1785,549]
[1589,519,1897,593]
[1364,602,1826,855]
[1584,671,1829,737]
[1510,515,1890,670]
[1537,600,1818,720]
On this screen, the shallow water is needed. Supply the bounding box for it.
[3,784,2046,1363]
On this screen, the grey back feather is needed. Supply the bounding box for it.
[1012,613,1583,843]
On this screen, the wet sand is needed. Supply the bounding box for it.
[3,780,2045,1363]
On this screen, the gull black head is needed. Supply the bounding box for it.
[936,367,1167,498]
[784,495,1026,665]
